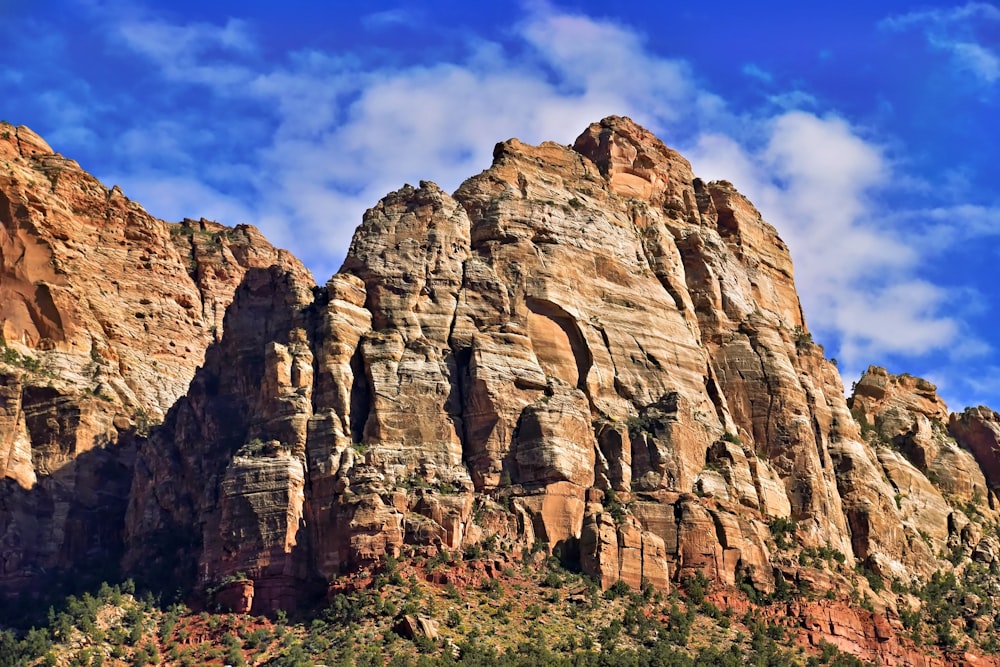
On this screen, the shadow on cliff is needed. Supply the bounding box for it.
[120,266,325,616]
[0,431,138,629]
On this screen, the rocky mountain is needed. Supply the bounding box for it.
[5,116,1000,664]
[0,120,310,596]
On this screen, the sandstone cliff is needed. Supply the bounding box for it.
[122,115,1000,661]
[0,121,309,594]
[7,116,1000,663]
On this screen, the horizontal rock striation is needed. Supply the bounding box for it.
[8,116,1000,663]
[0,121,308,595]
[123,116,1000,640]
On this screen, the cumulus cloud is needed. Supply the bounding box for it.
[116,16,255,64]
[684,112,961,365]
[95,4,730,280]
[963,367,1000,406]
[106,172,257,231]
[742,63,773,84]
[892,204,1000,251]
[880,2,1000,29]
[940,40,1000,83]
[929,361,1000,414]
[360,9,422,30]
[59,2,996,378]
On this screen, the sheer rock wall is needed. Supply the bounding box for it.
[0,123,309,593]
[124,117,1000,622]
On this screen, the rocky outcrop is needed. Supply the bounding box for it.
[124,265,318,605]
[950,407,1000,493]
[848,367,1000,577]
[122,116,927,613]
[9,115,1000,662]
[580,496,670,592]
[0,121,308,596]
[853,367,992,506]
[0,123,310,416]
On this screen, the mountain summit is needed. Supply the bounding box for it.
[4,116,1000,664]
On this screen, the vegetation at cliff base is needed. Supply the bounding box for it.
[0,551,875,667]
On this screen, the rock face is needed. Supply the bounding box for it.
[9,116,1000,662]
[950,407,1000,493]
[0,121,308,595]
[849,367,1000,576]
[122,115,993,629]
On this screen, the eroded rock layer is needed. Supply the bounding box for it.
[122,116,1000,638]
[0,122,309,593]
[9,116,1000,663]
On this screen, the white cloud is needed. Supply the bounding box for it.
[117,16,254,62]
[939,39,1000,83]
[82,3,994,371]
[742,63,773,84]
[361,9,421,30]
[891,204,1000,251]
[100,4,725,280]
[101,171,256,230]
[0,69,23,85]
[963,367,1000,406]
[880,3,1000,29]
[881,3,1000,84]
[928,364,1000,413]
[114,16,256,87]
[685,112,965,364]
[28,87,108,154]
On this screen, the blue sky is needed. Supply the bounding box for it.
[3,1,1000,412]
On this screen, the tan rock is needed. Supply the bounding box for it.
[341,182,470,480]
[580,511,620,590]
[0,372,34,489]
[617,520,644,588]
[877,447,952,539]
[631,496,681,555]
[513,387,595,489]
[209,452,307,607]
[845,368,1000,575]
[124,266,317,593]
[580,510,670,592]
[951,407,1000,492]
[112,118,951,621]
[0,125,308,593]
[461,328,546,488]
[853,367,992,507]
[392,614,439,642]
[640,530,670,591]
[33,114,992,654]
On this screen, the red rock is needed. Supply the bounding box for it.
[0,125,306,594]
[214,579,254,614]
[7,118,1000,664]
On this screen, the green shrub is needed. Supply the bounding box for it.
[793,326,813,351]
[603,579,631,600]
[681,571,709,605]
[769,516,798,549]
[858,564,884,593]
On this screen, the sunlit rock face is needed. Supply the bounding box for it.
[118,115,929,616]
[0,123,310,595]
[847,366,1000,577]
[13,117,1000,664]
[11,116,1000,663]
